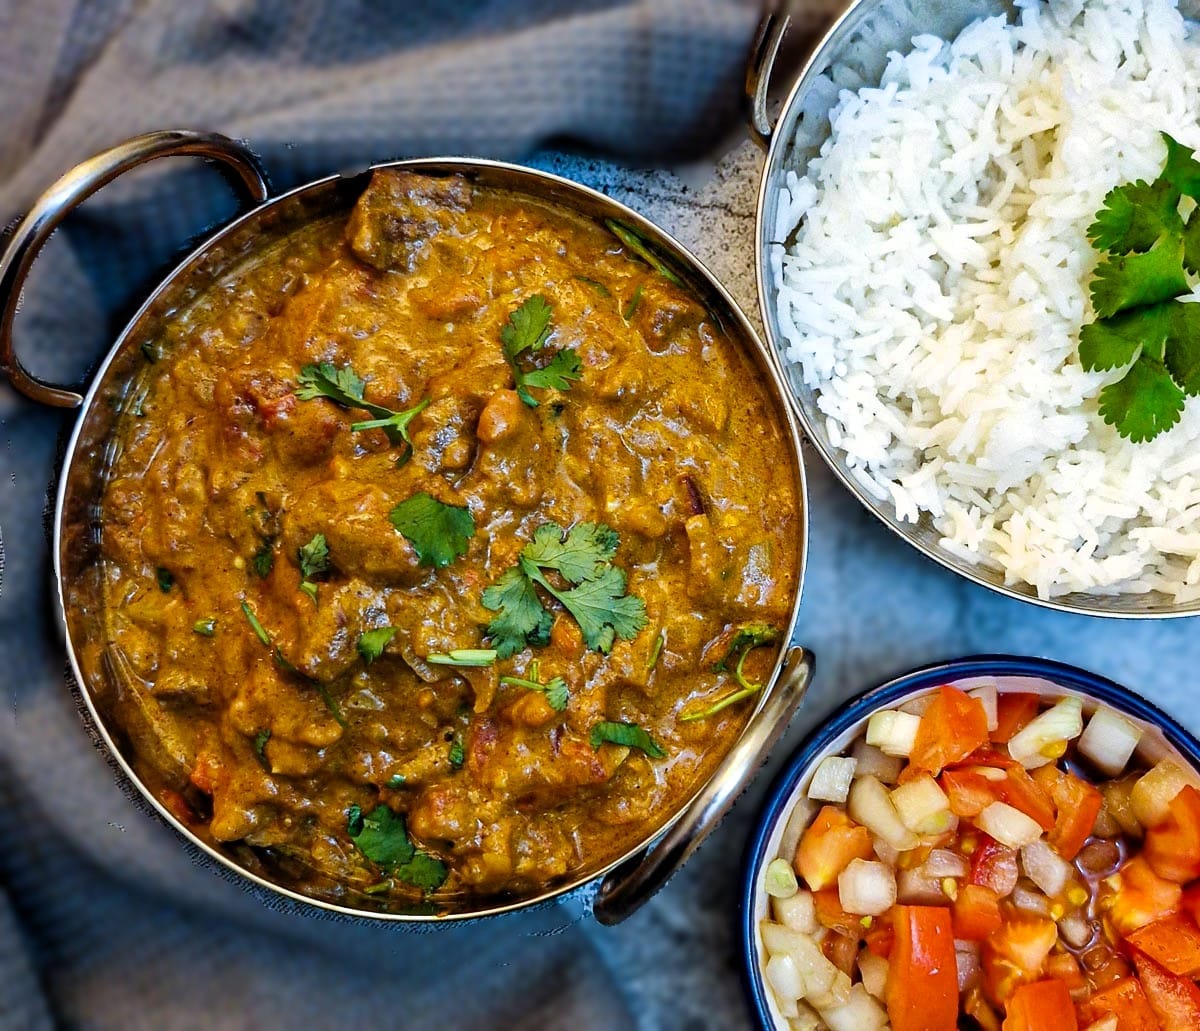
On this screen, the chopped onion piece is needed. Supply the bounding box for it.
[955,939,981,992]
[978,801,1043,848]
[1058,909,1093,949]
[808,756,858,804]
[897,865,947,905]
[872,836,900,867]
[807,969,852,1011]
[1021,839,1073,897]
[1085,1015,1118,1031]
[848,775,919,851]
[1078,707,1143,777]
[1007,697,1083,768]
[820,984,889,1031]
[765,857,799,898]
[772,890,817,933]
[850,738,903,784]
[790,1001,823,1031]
[760,922,837,1000]
[765,951,805,1004]
[925,848,970,880]
[857,951,889,1000]
[865,710,921,758]
[898,693,934,717]
[837,859,897,916]
[968,684,999,732]
[890,774,954,835]
[1011,885,1052,917]
[1131,759,1197,828]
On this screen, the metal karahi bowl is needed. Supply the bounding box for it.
[739,654,1200,1029]
[746,0,1200,617]
[0,130,814,924]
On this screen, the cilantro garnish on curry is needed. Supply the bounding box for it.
[92,169,800,905]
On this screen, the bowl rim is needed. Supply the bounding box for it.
[50,151,811,924]
[752,0,1200,619]
[738,652,1200,1028]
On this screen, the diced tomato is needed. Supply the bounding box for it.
[910,685,990,774]
[886,905,959,1031]
[954,884,1004,941]
[971,836,1020,897]
[943,767,1000,818]
[1131,948,1200,1029]
[982,912,1057,1006]
[1105,857,1183,935]
[993,692,1040,743]
[1001,979,1077,1031]
[1077,977,1161,1031]
[822,929,860,975]
[158,788,197,825]
[865,921,895,957]
[997,764,1056,832]
[793,805,873,890]
[1126,914,1200,977]
[1144,784,1200,884]
[1033,765,1103,860]
[1181,883,1200,927]
[813,886,865,938]
[189,751,222,795]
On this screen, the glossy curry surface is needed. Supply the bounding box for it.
[86,170,801,908]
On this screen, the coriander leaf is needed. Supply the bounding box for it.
[543,678,570,712]
[1098,352,1185,443]
[589,720,666,759]
[251,540,275,578]
[252,729,271,770]
[575,275,611,297]
[193,617,216,636]
[1183,214,1200,276]
[623,283,644,321]
[299,580,319,603]
[1161,132,1200,200]
[350,396,430,463]
[156,567,174,593]
[386,774,406,789]
[1165,302,1200,395]
[426,649,498,667]
[388,492,475,569]
[296,362,372,410]
[521,348,583,393]
[1087,179,1181,255]
[522,559,648,654]
[394,852,448,892]
[241,601,270,646]
[358,626,397,664]
[522,521,619,584]
[1078,305,1169,372]
[347,804,416,868]
[501,295,553,357]
[685,623,781,722]
[1090,236,1189,319]
[448,736,464,768]
[298,533,330,579]
[482,565,553,658]
[605,219,686,287]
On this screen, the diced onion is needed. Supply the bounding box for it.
[1021,839,1073,898]
[807,969,852,1011]
[968,684,999,733]
[866,710,921,758]
[848,775,919,851]
[765,951,805,1004]
[820,984,889,1031]
[772,890,817,934]
[1078,707,1143,777]
[808,756,858,804]
[760,922,838,1000]
[765,857,799,898]
[1011,885,1052,917]
[850,738,904,784]
[872,837,900,867]
[857,951,889,1000]
[890,774,954,835]
[897,865,948,905]
[837,858,897,916]
[925,848,970,880]
[955,939,981,993]
[898,693,934,717]
[1131,759,1196,828]
[1007,697,1083,768]
[1085,1015,1118,1031]
[978,801,1043,848]
[1058,909,1093,949]
[790,1001,823,1031]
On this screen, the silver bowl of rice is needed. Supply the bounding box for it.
[753,0,1200,616]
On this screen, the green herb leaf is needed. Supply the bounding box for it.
[499,295,581,408]
[298,533,330,579]
[193,617,217,636]
[347,803,415,868]
[1098,352,1186,442]
[448,735,465,768]
[1160,131,1200,199]
[388,492,475,569]
[425,649,498,667]
[623,283,644,321]
[1165,303,1200,394]
[520,348,583,394]
[521,558,648,655]
[251,540,275,578]
[522,522,619,584]
[1079,305,1169,372]
[1090,236,1189,319]
[252,729,271,770]
[482,566,554,659]
[297,363,428,453]
[156,567,174,593]
[575,275,611,297]
[350,396,431,464]
[543,678,570,712]
[394,852,448,893]
[646,631,665,676]
[605,219,686,287]
[358,626,397,664]
[241,601,270,646]
[1087,179,1182,255]
[588,720,666,759]
[386,774,407,789]
[299,580,319,603]
[683,623,782,722]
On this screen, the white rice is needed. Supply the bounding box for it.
[775,0,1200,600]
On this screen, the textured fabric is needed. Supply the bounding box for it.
[0,2,852,1028]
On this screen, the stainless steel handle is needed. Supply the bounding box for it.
[0,129,270,408]
[591,645,815,925]
[745,8,793,149]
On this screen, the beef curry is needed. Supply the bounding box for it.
[93,170,801,907]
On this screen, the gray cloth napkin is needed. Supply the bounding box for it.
[0,2,769,1028]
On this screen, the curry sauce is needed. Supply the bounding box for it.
[95,170,801,906]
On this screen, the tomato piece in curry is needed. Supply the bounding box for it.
[95,170,802,905]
